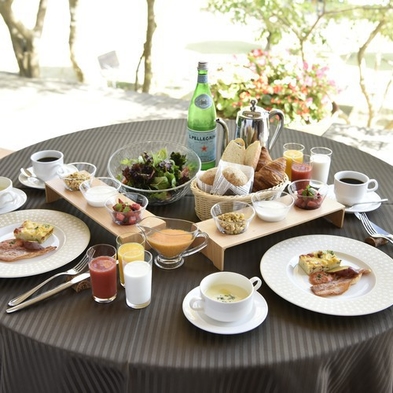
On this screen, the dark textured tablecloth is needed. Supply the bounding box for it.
[1,119,392,393]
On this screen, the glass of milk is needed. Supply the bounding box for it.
[310,147,333,184]
[124,251,153,309]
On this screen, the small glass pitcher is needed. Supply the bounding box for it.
[137,216,209,270]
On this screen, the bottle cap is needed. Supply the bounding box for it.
[198,62,208,70]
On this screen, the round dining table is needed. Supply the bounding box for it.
[1,119,392,393]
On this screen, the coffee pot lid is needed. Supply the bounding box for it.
[239,99,265,119]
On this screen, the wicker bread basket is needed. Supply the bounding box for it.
[191,175,289,221]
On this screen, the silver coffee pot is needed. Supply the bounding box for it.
[234,99,284,149]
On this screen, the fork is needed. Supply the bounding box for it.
[355,212,393,245]
[8,254,89,307]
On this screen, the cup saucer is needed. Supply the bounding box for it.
[182,286,268,335]
[18,167,45,190]
[0,188,27,214]
[327,184,382,214]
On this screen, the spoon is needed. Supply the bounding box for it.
[346,198,388,208]
[20,168,43,185]
[21,168,36,178]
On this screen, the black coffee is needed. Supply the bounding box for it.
[340,178,364,185]
[37,157,58,162]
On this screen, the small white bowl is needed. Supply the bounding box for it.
[210,201,255,235]
[80,177,122,207]
[58,162,97,191]
[251,191,294,222]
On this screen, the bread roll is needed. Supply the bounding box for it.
[222,167,248,187]
[221,139,245,165]
[199,167,217,186]
[244,141,262,170]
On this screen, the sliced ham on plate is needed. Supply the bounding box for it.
[0,238,57,262]
[310,267,371,297]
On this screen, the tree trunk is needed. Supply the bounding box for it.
[68,0,84,82]
[135,0,157,93]
[0,0,48,78]
[357,19,385,127]
[142,0,156,92]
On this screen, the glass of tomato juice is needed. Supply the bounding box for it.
[291,154,313,182]
[87,244,117,303]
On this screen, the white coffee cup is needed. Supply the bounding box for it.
[31,150,64,181]
[334,170,378,206]
[190,272,262,322]
[0,177,17,208]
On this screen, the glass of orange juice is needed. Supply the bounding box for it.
[283,143,305,180]
[116,232,145,286]
[137,216,209,270]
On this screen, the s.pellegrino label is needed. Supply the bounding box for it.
[187,126,216,165]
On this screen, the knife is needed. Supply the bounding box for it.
[369,220,393,238]
[6,272,90,314]
[366,218,393,245]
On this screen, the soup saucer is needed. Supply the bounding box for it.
[182,286,268,335]
[18,167,45,189]
[0,188,27,214]
[327,184,382,214]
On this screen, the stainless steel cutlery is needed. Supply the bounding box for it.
[355,212,393,245]
[6,272,90,313]
[8,255,89,307]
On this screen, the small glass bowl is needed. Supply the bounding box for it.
[58,162,97,191]
[251,191,294,222]
[80,177,122,207]
[210,201,255,235]
[105,192,148,225]
[287,179,328,210]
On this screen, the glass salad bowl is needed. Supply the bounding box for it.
[107,141,201,205]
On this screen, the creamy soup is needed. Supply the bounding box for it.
[205,284,249,303]
[147,229,194,258]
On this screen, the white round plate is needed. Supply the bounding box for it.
[260,235,393,316]
[327,184,381,213]
[0,188,27,215]
[0,209,90,278]
[18,167,45,189]
[182,286,268,334]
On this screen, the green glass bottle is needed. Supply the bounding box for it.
[187,61,217,170]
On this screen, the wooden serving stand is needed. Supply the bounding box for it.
[197,197,345,270]
[45,178,155,241]
[45,178,345,271]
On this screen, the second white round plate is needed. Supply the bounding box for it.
[260,235,393,316]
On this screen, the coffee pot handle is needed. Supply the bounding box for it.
[216,118,229,160]
[267,109,285,150]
